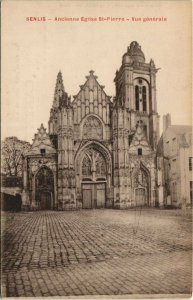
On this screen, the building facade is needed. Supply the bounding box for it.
[22,41,160,210]
[157,114,192,208]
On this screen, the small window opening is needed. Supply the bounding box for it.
[135,86,139,111]
[40,149,46,155]
[142,86,147,111]
[138,148,142,156]
[189,157,193,171]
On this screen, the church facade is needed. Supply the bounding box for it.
[22,41,160,210]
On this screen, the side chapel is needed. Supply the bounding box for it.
[22,41,160,210]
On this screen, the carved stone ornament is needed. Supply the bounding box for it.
[29,158,56,175]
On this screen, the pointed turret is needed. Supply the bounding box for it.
[49,71,71,135]
[53,71,68,108]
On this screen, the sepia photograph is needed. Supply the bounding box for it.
[1,0,192,298]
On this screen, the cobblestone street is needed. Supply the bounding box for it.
[2,209,192,297]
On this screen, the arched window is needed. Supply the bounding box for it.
[81,149,106,178]
[142,86,147,111]
[135,86,139,111]
[83,116,103,139]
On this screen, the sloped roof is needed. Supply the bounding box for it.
[166,124,192,148]
[168,125,192,134]
[179,133,190,148]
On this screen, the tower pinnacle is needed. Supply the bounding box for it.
[53,71,65,108]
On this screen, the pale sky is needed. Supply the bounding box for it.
[2,0,192,143]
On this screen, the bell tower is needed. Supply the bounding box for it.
[114,41,160,149]
[112,41,159,208]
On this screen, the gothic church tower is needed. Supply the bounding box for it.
[113,41,159,208]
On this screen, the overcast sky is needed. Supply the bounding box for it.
[2,1,192,143]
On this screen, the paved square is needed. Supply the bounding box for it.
[2,209,192,297]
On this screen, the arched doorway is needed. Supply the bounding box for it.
[81,148,107,209]
[134,168,150,206]
[35,167,54,210]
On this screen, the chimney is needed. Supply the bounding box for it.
[163,113,171,132]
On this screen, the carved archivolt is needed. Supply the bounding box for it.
[29,158,56,175]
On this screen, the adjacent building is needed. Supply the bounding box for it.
[157,114,192,208]
[22,41,160,210]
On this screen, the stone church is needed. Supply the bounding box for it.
[22,41,160,210]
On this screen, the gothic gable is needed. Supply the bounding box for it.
[72,70,112,125]
[27,124,56,156]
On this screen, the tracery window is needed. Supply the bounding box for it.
[81,149,106,178]
[83,116,103,139]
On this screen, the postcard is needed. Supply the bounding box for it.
[1,0,192,298]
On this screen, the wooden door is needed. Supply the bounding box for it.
[82,184,92,208]
[82,183,106,209]
[96,183,105,208]
[135,188,146,206]
[40,192,51,210]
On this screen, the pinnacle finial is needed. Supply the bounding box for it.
[56,70,64,82]
[52,71,66,108]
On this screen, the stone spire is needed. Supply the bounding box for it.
[53,71,66,108]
